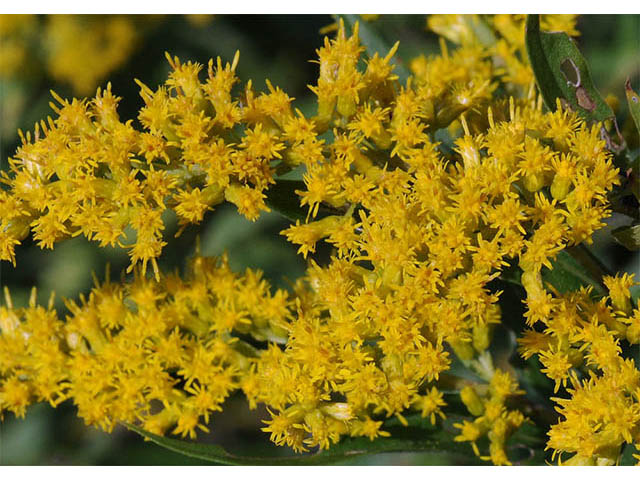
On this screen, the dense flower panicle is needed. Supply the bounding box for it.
[0,48,317,278]
[518,278,640,465]
[277,20,621,461]
[1,15,638,466]
[0,256,290,439]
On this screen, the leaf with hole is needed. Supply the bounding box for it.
[626,78,640,137]
[525,15,618,135]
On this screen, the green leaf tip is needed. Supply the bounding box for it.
[612,223,640,251]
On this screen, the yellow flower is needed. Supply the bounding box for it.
[539,347,573,392]
[414,387,447,424]
[604,273,636,314]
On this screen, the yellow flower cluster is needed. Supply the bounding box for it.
[0,15,637,466]
[43,15,140,96]
[274,19,623,463]
[427,14,579,92]
[1,15,142,95]
[0,15,212,96]
[0,254,290,440]
[520,273,640,465]
[1,48,303,278]
[454,371,526,465]
[0,14,37,79]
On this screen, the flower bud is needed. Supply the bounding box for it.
[460,385,485,416]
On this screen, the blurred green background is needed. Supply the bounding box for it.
[0,14,638,465]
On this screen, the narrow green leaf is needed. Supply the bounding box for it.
[612,223,640,251]
[264,180,307,222]
[542,249,606,296]
[620,442,639,466]
[501,249,606,296]
[265,179,345,223]
[525,15,615,125]
[525,15,566,113]
[625,78,640,137]
[339,14,411,85]
[124,421,479,465]
[514,359,556,413]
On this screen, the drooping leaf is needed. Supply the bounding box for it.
[612,223,640,251]
[339,14,411,85]
[124,420,481,466]
[525,15,615,126]
[626,78,640,137]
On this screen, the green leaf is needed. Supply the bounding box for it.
[632,343,640,371]
[626,78,640,137]
[339,14,411,85]
[263,180,307,222]
[542,249,606,296]
[501,248,607,296]
[525,15,615,125]
[620,442,639,466]
[265,179,345,224]
[446,356,489,383]
[124,421,479,465]
[612,223,640,251]
[505,420,549,465]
